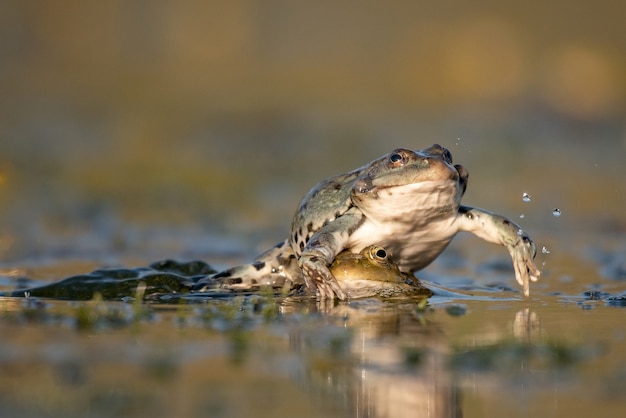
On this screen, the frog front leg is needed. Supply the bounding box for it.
[456,206,541,297]
[298,212,364,300]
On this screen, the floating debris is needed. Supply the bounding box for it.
[583,290,610,300]
[522,193,531,202]
[445,304,468,316]
[553,208,562,217]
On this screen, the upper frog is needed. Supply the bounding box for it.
[197,144,540,299]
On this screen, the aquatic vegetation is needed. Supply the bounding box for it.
[445,304,468,316]
[449,338,600,374]
[2,260,212,301]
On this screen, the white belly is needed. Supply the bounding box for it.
[348,214,459,272]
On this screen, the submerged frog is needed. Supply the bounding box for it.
[330,245,432,299]
[197,144,540,299]
[199,245,432,299]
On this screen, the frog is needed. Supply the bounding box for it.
[196,144,540,300]
[329,245,433,299]
[196,245,432,299]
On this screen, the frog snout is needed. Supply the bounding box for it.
[421,144,453,164]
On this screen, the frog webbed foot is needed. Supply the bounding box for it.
[508,233,541,297]
[300,253,347,300]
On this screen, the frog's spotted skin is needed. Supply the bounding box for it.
[198,144,540,299]
[201,241,301,291]
[196,245,432,299]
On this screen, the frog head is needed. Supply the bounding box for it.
[331,245,406,284]
[330,245,432,298]
[351,144,469,220]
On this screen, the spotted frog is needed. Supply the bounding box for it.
[197,144,540,299]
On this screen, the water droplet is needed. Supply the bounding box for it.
[522,193,531,203]
[541,246,550,254]
[552,208,561,217]
[519,213,525,219]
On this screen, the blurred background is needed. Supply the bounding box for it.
[0,0,624,276]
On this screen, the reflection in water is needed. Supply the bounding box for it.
[281,300,461,417]
[281,300,602,418]
[0,292,620,417]
[512,307,540,341]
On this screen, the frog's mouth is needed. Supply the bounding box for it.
[372,159,462,189]
[422,145,469,193]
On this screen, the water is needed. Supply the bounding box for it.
[1,290,625,418]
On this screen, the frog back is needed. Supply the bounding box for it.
[290,169,363,255]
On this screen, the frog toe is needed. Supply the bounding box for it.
[316,283,334,300]
[326,279,347,300]
[508,238,541,297]
[301,258,346,300]
[514,256,541,297]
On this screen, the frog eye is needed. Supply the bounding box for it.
[389,151,406,166]
[370,246,388,261]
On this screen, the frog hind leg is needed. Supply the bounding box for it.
[194,240,302,292]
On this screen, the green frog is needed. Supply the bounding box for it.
[329,245,432,299]
[196,144,540,299]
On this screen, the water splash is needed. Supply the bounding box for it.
[552,208,562,217]
[522,193,531,203]
[541,246,551,254]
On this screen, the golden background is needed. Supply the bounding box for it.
[0,0,624,262]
